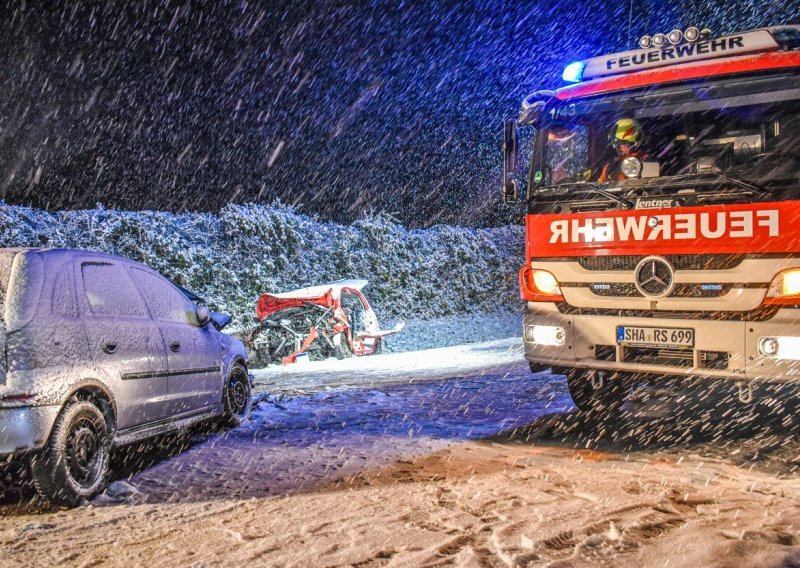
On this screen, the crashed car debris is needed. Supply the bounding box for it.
[247,279,404,366]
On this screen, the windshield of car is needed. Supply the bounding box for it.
[533,78,800,194]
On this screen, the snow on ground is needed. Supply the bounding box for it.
[251,336,526,392]
[381,309,522,353]
[1,339,799,567]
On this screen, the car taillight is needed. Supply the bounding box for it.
[764,268,800,305]
[519,267,564,302]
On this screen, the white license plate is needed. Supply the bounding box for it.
[616,326,694,348]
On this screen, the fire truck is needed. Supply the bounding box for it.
[502,26,800,413]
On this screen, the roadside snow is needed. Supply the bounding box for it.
[381,309,521,353]
[252,336,526,393]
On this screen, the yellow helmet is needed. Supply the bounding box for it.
[609,118,643,148]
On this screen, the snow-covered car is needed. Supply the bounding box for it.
[247,279,403,366]
[0,248,252,505]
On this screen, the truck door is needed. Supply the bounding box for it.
[76,260,171,429]
[129,268,222,415]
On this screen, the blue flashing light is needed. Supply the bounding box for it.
[562,61,585,83]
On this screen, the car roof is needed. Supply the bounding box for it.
[3,247,147,266]
[267,279,368,300]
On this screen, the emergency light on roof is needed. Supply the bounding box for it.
[561,61,585,83]
[571,28,782,82]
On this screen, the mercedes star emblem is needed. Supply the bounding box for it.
[634,256,675,298]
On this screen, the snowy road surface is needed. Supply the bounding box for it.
[1,339,798,567]
[250,337,527,393]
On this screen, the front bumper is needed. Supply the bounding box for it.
[0,405,60,456]
[523,302,800,383]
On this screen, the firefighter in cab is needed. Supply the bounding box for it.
[597,118,649,181]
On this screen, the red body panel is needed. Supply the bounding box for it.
[556,51,800,101]
[256,289,337,320]
[526,200,800,258]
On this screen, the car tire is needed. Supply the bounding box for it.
[30,400,111,507]
[222,363,252,427]
[336,333,354,360]
[565,370,629,414]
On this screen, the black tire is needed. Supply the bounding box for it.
[31,400,111,506]
[222,363,252,427]
[336,333,354,360]
[566,369,629,414]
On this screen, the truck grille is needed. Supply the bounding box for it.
[558,303,780,321]
[588,283,733,298]
[577,254,745,272]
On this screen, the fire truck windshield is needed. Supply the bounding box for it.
[532,89,800,198]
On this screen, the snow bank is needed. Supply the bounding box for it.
[0,202,524,336]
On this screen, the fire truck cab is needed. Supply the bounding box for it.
[503,26,800,412]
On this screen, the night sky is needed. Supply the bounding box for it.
[0,1,797,227]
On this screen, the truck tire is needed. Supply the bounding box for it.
[565,370,629,414]
[221,363,252,427]
[31,400,111,506]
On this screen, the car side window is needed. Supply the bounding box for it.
[81,262,148,318]
[52,264,78,318]
[130,268,196,325]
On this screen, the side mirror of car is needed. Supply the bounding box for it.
[502,118,519,204]
[196,305,211,327]
[210,311,232,330]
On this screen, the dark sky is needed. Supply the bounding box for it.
[0,1,797,226]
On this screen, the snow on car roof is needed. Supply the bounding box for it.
[267,279,368,300]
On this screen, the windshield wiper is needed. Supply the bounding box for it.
[545,182,634,209]
[709,172,771,198]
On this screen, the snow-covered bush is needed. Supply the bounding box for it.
[0,202,524,328]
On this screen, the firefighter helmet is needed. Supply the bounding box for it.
[609,118,644,148]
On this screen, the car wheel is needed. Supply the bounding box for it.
[565,370,629,414]
[30,400,111,506]
[336,333,354,360]
[222,364,252,427]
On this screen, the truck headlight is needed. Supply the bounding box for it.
[621,156,642,179]
[765,268,800,304]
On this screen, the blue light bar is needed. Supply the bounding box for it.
[562,61,586,83]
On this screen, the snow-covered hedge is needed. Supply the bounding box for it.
[0,202,524,330]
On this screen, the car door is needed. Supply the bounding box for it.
[341,288,378,354]
[76,260,171,429]
[129,267,223,415]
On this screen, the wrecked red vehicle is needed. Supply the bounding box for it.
[246,279,404,366]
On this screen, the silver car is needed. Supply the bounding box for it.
[0,248,252,505]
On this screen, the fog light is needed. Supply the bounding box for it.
[684,26,700,42]
[667,29,683,44]
[758,336,800,360]
[638,35,652,49]
[652,33,666,47]
[759,337,779,357]
[525,325,566,346]
[621,156,642,178]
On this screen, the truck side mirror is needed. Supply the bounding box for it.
[502,118,519,203]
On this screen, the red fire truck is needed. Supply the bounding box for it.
[502,26,800,412]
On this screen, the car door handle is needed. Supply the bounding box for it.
[170,342,181,352]
[103,342,118,354]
